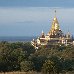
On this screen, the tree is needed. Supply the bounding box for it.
[42,60,55,74]
[49,56,63,74]
[63,59,74,71]
[20,61,34,72]
[23,42,35,56]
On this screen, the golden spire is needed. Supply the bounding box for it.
[50,10,60,32]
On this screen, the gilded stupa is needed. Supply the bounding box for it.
[31,11,73,49]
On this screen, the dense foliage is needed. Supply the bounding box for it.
[0,41,74,74]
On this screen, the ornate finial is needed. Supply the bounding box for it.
[53,10,57,21]
[55,10,56,13]
[55,10,56,16]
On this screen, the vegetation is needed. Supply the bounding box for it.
[0,41,74,74]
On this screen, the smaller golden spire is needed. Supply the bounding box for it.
[41,30,45,38]
[42,30,44,34]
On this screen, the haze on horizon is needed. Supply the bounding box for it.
[0,0,74,36]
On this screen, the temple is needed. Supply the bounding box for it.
[31,11,73,49]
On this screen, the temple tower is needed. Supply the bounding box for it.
[48,10,63,38]
[50,10,60,32]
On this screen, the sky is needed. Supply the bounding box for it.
[0,0,74,36]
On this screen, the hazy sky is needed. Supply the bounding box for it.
[0,0,74,36]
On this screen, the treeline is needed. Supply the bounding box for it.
[0,41,74,74]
